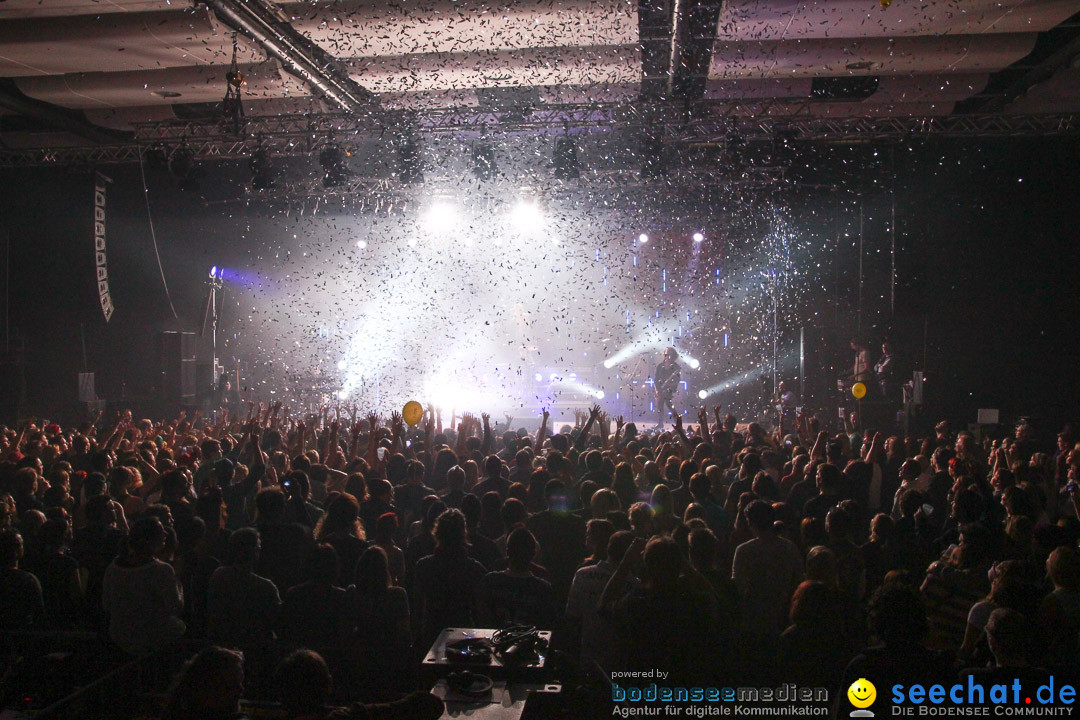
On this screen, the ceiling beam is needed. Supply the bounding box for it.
[205,0,375,114]
[957,11,1080,114]
[0,80,130,146]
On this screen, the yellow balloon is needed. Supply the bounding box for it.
[851,382,867,399]
[402,400,423,426]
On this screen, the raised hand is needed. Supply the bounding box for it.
[616,415,625,432]
[674,414,684,432]
[504,414,514,428]
[589,404,601,421]
[542,408,550,423]
[481,412,491,426]
[390,410,403,433]
[460,411,474,435]
[366,412,379,432]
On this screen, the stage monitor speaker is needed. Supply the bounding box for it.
[161,331,197,405]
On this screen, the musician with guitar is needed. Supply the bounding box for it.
[654,347,681,427]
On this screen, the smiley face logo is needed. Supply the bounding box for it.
[847,678,876,709]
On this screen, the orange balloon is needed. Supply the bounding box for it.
[402,400,423,426]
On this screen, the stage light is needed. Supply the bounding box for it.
[209,266,218,279]
[472,141,497,181]
[553,136,580,180]
[319,144,349,187]
[535,373,543,382]
[407,238,418,247]
[638,233,649,244]
[337,360,347,370]
[511,199,543,233]
[603,359,615,369]
[596,390,606,400]
[249,148,275,190]
[698,390,708,399]
[421,199,458,233]
[169,147,200,192]
[356,240,367,249]
[678,353,701,370]
[337,390,349,400]
[396,126,423,185]
[693,232,704,243]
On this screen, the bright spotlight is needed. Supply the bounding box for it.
[337,390,348,400]
[534,373,543,382]
[638,233,649,243]
[698,389,708,399]
[603,359,615,369]
[209,266,218,278]
[678,354,701,370]
[356,240,367,249]
[693,232,704,243]
[407,238,418,247]
[595,390,605,400]
[421,199,458,233]
[337,360,347,370]
[511,199,543,233]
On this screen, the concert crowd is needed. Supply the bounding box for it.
[1,398,1079,718]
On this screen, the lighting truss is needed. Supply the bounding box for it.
[0,101,1077,169]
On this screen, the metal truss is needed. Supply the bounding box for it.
[0,101,1077,168]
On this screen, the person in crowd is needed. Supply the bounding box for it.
[479,526,556,627]
[273,649,444,720]
[206,527,281,650]
[255,487,314,595]
[275,544,350,656]
[371,511,405,585]
[599,535,721,685]
[162,645,246,720]
[731,500,804,638]
[0,527,46,629]
[102,515,186,654]
[412,508,487,649]
[526,479,586,604]
[566,529,635,672]
[315,493,369,586]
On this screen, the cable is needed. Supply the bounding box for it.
[138,149,179,320]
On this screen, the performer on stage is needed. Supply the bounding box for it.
[654,347,681,426]
[850,339,874,388]
[774,380,797,435]
[875,341,897,400]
